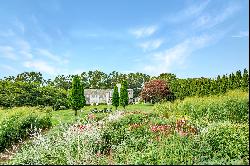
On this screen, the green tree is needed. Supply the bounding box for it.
[68,76,86,116]
[112,85,119,110]
[119,80,129,109]
[15,71,44,85]
[53,75,72,90]
[242,68,249,90]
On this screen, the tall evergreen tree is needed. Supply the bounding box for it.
[68,76,86,116]
[242,68,249,90]
[112,85,119,110]
[231,73,236,89]
[235,70,242,88]
[119,80,129,109]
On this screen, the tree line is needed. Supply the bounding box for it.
[155,68,249,101]
[0,71,150,109]
[3,71,150,97]
[0,68,248,109]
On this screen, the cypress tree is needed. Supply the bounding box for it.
[242,68,249,90]
[231,73,236,89]
[112,85,119,110]
[119,80,129,109]
[236,70,242,88]
[68,76,86,116]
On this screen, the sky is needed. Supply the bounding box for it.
[0,0,249,79]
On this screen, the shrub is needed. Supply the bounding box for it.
[0,80,69,109]
[112,85,119,110]
[154,90,249,125]
[198,122,249,161]
[0,108,52,152]
[68,76,86,116]
[119,81,129,109]
[140,79,171,103]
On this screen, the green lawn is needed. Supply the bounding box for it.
[50,103,155,126]
[0,104,155,127]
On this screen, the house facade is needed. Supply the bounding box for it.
[84,86,133,105]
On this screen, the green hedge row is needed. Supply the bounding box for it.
[167,69,249,100]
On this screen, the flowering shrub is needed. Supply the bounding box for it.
[175,118,198,136]
[129,123,141,130]
[140,79,171,103]
[150,124,172,133]
[88,114,96,120]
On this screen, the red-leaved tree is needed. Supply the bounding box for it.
[140,79,170,103]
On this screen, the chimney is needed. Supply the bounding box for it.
[116,83,121,96]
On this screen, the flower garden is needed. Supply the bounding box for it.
[0,89,248,165]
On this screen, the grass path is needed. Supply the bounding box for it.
[50,103,154,126]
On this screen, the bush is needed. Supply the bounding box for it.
[140,79,171,103]
[0,108,52,152]
[9,123,108,165]
[154,90,249,125]
[198,122,249,161]
[0,80,69,109]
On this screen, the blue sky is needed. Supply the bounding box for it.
[0,0,249,79]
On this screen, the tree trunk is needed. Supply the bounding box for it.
[75,110,77,116]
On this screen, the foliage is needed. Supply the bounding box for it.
[0,107,52,152]
[154,89,249,126]
[68,76,86,116]
[0,80,68,109]
[164,68,249,100]
[0,68,248,109]
[7,90,249,164]
[198,122,249,161]
[119,81,129,109]
[112,85,119,110]
[140,79,171,103]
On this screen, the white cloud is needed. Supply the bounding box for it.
[232,31,249,38]
[167,0,210,23]
[138,39,164,52]
[130,25,158,38]
[23,60,57,75]
[36,48,68,64]
[141,34,216,75]
[0,40,33,60]
[0,64,18,72]
[0,46,18,60]
[16,40,33,59]
[192,2,241,29]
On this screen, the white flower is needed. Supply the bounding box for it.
[107,111,124,122]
